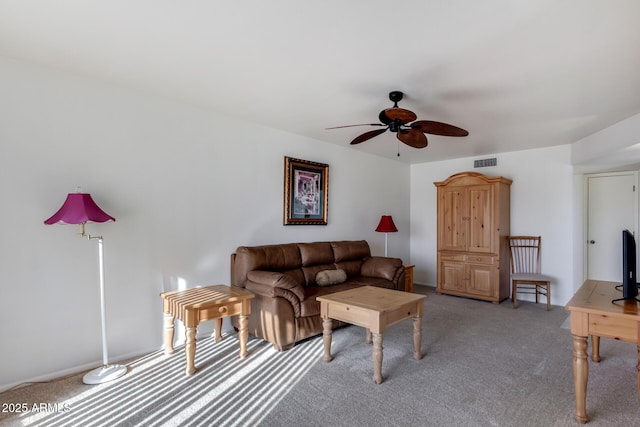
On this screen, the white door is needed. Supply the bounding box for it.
[586,172,638,281]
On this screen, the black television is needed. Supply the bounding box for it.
[613,229,640,303]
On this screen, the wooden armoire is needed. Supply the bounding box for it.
[434,172,512,303]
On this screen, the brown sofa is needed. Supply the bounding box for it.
[230,240,405,351]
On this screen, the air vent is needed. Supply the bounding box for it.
[474,158,497,168]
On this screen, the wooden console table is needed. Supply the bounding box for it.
[160,284,254,375]
[404,264,415,293]
[565,279,640,423]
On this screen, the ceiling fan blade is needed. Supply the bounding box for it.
[378,110,392,125]
[411,120,469,137]
[326,123,385,130]
[351,128,388,145]
[383,108,417,124]
[397,129,428,148]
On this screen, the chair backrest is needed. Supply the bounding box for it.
[508,236,542,275]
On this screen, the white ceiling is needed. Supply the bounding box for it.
[1,1,639,164]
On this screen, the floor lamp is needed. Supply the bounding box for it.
[375,215,398,257]
[44,192,128,384]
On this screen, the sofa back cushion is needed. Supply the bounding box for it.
[331,240,370,277]
[331,240,370,262]
[299,242,336,286]
[231,240,373,288]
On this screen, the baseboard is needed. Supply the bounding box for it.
[414,282,436,288]
[0,345,161,393]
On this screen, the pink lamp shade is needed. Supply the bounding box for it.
[44,193,115,225]
[375,215,398,233]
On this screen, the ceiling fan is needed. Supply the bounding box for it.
[328,91,468,151]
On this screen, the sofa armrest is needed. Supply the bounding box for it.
[361,256,404,282]
[245,271,304,317]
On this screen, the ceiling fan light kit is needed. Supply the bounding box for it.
[328,91,468,155]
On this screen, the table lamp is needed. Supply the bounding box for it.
[44,191,127,384]
[375,215,398,257]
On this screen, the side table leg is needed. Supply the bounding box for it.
[372,333,383,384]
[365,328,372,344]
[572,334,589,424]
[238,314,249,359]
[163,313,175,355]
[413,315,423,360]
[322,317,333,362]
[214,318,223,343]
[590,335,601,363]
[185,327,197,376]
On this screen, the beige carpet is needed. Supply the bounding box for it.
[1,286,639,426]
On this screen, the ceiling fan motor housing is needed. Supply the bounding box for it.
[389,91,404,104]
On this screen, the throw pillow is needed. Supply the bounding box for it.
[316,269,347,286]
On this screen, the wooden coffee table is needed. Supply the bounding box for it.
[160,284,254,375]
[317,286,426,384]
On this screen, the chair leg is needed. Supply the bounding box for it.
[546,283,551,311]
[512,281,518,309]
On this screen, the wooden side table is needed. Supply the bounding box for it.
[404,264,415,293]
[160,284,254,375]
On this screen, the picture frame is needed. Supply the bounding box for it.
[284,156,329,225]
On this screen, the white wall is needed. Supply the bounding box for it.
[0,56,410,390]
[410,145,575,305]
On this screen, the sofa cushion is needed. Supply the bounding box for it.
[316,269,347,286]
[300,282,364,317]
[334,259,364,278]
[233,243,302,287]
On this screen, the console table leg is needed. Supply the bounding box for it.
[185,326,197,375]
[637,327,640,398]
[413,315,423,360]
[572,334,589,423]
[238,314,249,359]
[163,313,175,355]
[322,317,333,362]
[372,333,383,384]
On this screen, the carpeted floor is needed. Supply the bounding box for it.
[1,285,639,426]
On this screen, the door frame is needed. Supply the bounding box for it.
[583,170,639,281]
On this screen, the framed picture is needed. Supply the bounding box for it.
[284,156,329,225]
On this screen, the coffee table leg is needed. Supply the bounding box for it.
[413,315,423,360]
[163,313,175,355]
[238,314,249,359]
[185,326,197,375]
[322,317,333,362]
[365,328,372,344]
[372,333,383,384]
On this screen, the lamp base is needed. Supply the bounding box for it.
[82,364,127,385]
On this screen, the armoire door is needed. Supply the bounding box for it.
[467,184,493,253]
[438,187,467,251]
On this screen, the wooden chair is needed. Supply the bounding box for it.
[508,236,552,310]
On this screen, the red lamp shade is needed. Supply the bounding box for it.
[375,215,398,233]
[44,193,115,225]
